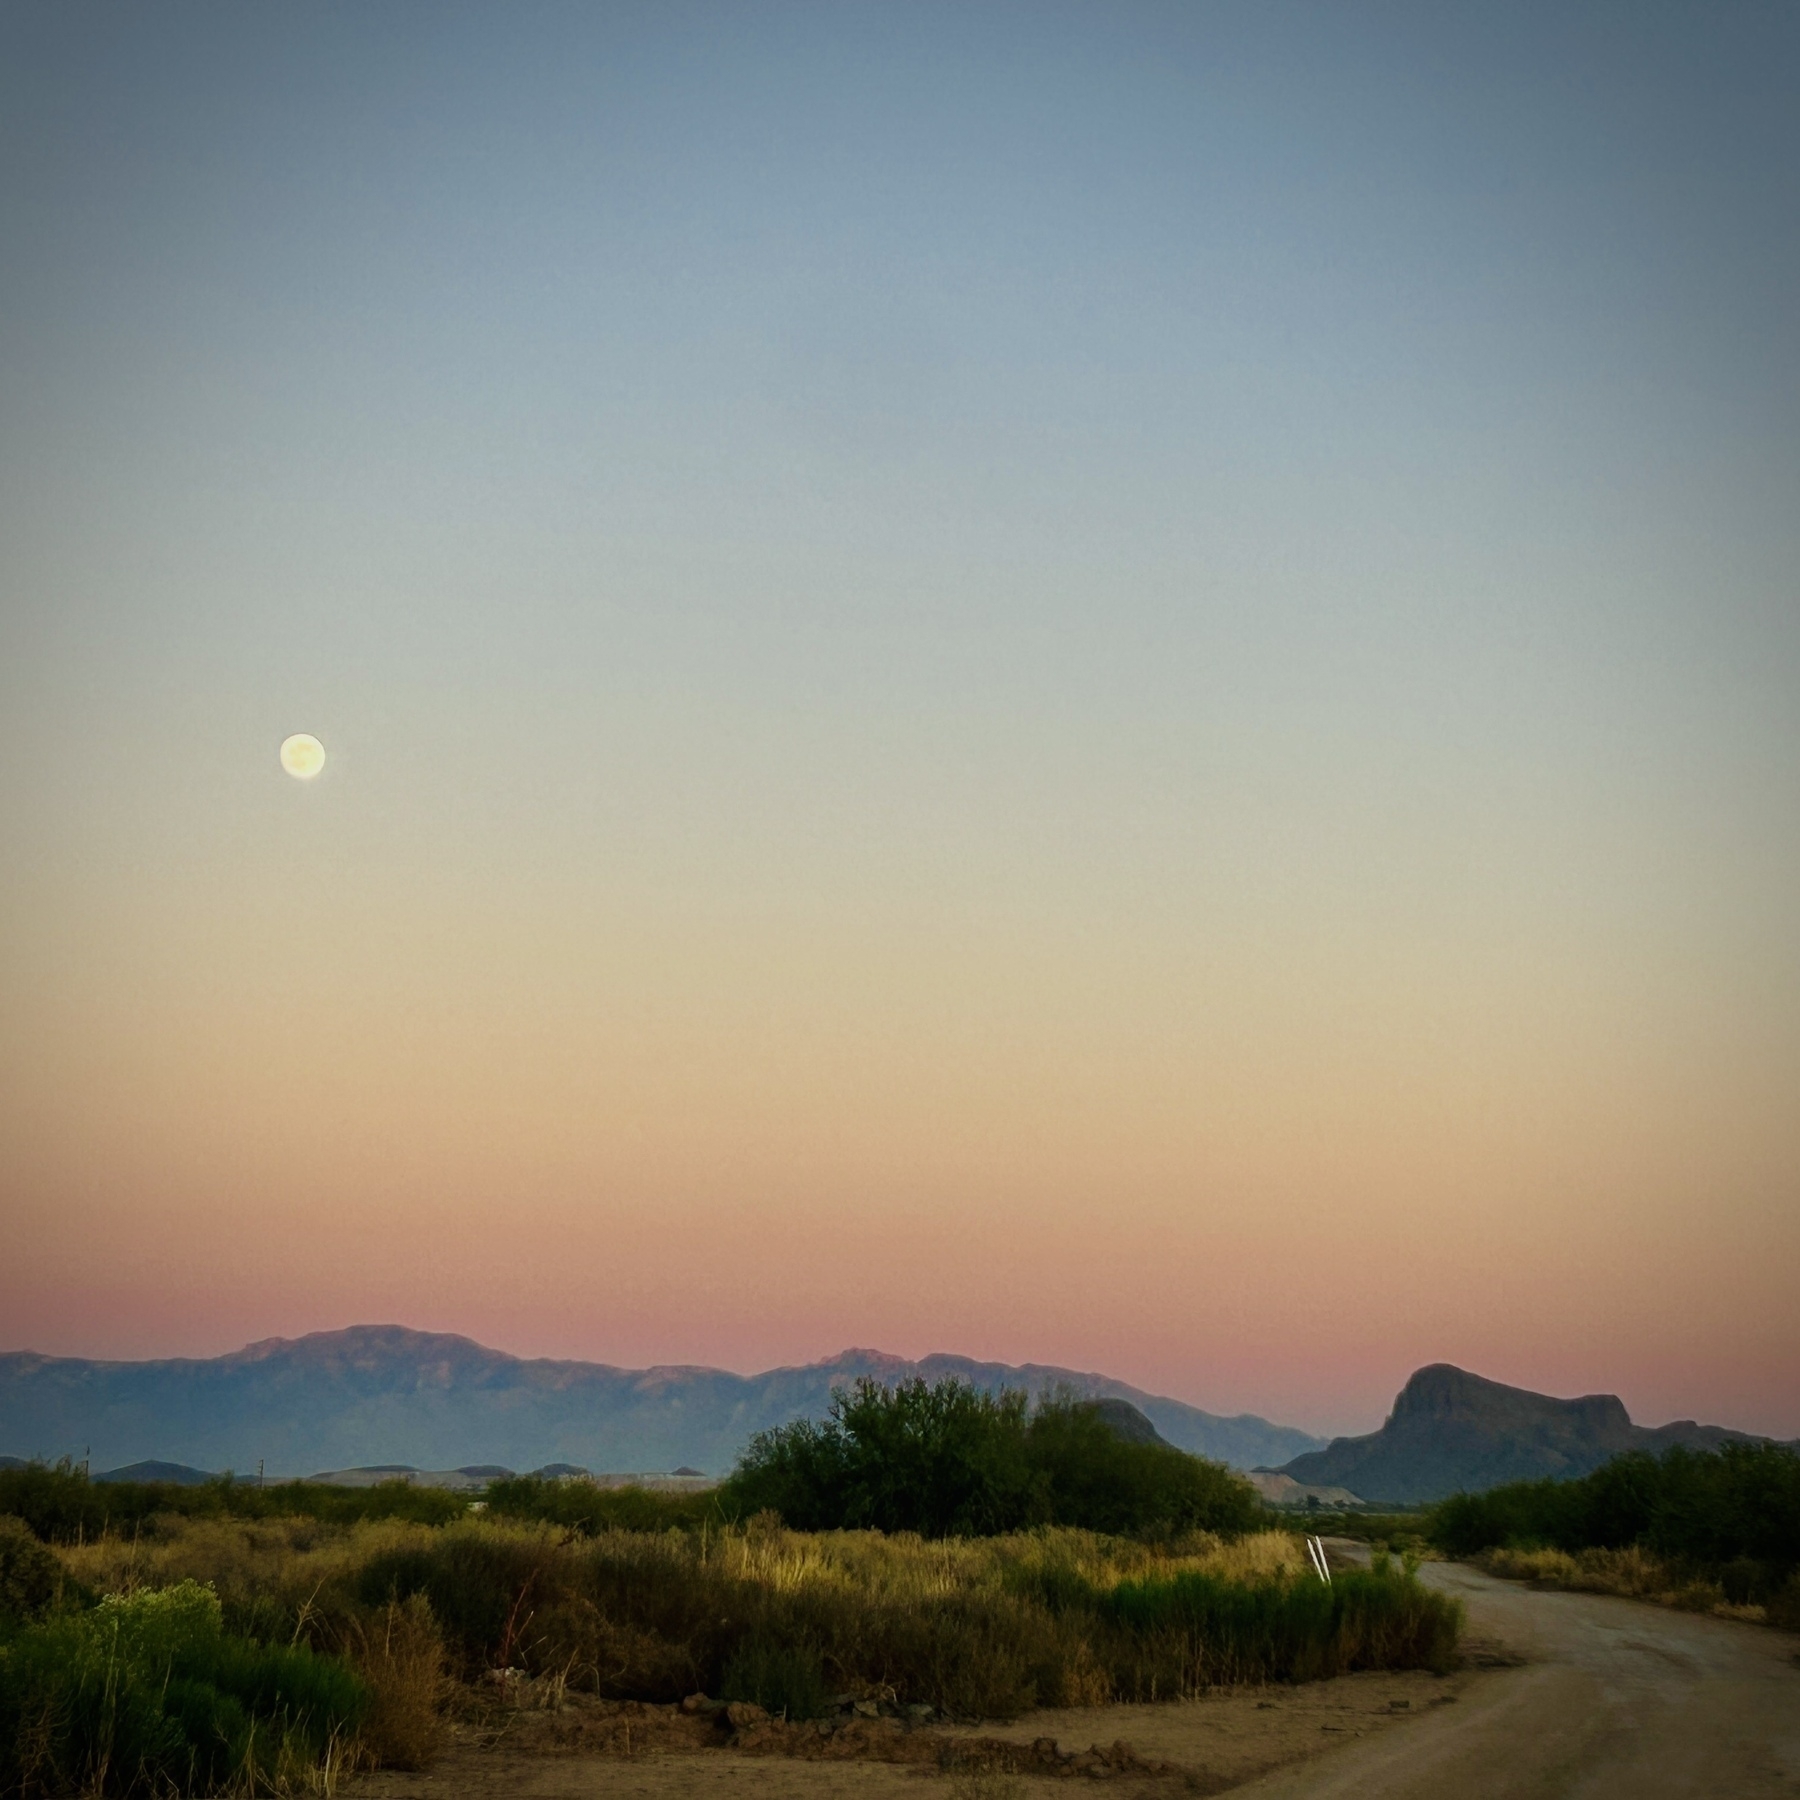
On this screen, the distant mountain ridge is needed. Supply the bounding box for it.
[0,1326,1324,1477]
[1270,1363,1769,1505]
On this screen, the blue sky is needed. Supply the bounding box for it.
[2,3,1796,1433]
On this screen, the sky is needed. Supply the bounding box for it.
[2,2,1796,1440]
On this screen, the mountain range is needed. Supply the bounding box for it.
[0,1326,1325,1477]
[1267,1363,1774,1504]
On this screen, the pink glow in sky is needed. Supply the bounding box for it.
[3,6,1797,1443]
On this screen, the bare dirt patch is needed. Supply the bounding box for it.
[348,1664,1493,1800]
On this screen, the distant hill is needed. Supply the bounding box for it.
[1270,1364,1766,1505]
[306,1465,512,1493]
[0,1326,1324,1477]
[1244,1471,1363,1508]
[94,1460,216,1486]
[1090,1398,1164,1445]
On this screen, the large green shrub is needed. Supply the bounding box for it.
[1431,1443,1800,1561]
[1027,1397,1261,1538]
[1429,1440,1800,1602]
[723,1378,1258,1539]
[730,1379,1043,1536]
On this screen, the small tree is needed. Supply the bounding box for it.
[726,1378,1045,1536]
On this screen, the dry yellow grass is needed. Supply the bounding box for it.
[349,1595,449,1769]
[46,1515,1430,1722]
[1475,1545,1766,1622]
[56,1514,438,1610]
[56,1513,1304,1619]
[708,1519,1307,1598]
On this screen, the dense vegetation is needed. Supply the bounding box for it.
[1429,1441,1800,1619]
[1105,1550,1460,1689]
[483,1473,715,1533]
[27,1510,1457,1727]
[0,1459,467,1542]
[0,1381,1465,1793]
[722,1378,1262,1538]
[0,1564,368,1799]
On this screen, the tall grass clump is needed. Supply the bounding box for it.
[346,1596,446,1770]
[0,1581,365,1798]
[1102,1557,1462,1695]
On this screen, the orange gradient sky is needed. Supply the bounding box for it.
[2,5,1797,1438]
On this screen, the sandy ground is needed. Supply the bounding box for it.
[348,1547,1800,1800]
[350,1663,1476,1800]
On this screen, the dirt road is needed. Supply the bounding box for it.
[1238,1557,1800,1799]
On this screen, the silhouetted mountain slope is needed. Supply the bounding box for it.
[94,1460,216,1485]
[1272,1364,1763,1504]
[1091,1398,1165,1445]
[0,1326,1322,1476]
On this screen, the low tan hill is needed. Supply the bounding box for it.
[1245,1470,1364,1508]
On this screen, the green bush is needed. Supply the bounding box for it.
[719,1632,832,1718]
[1027,1397,1261,1538]
[728,1380,1043,1536]
[0,1518,65,1625]
[356,1527,551,1670]
[722,1379,1258,1540]
[1429,1441,1800,1599]
[0,1581,365,1797]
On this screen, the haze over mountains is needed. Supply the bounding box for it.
[0,1326,1324,1477]
[1269,1364,1777,1504]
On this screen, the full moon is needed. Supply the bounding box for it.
[279,733,326,779]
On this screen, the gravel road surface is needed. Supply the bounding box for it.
[1239,1556,1800,1799]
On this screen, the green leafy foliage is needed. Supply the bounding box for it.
[0,1518,66,1625]
[1429,1441,1800,1613]
[719,1632,833,1718]
[0,1581,365,1797]
[722,1379,1259,1539]
[1026,1396,1261,1538]
[1430,1443,1800,1567]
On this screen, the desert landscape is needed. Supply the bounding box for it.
[4,4,1796,1794]
[3,1361,1797,1795]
